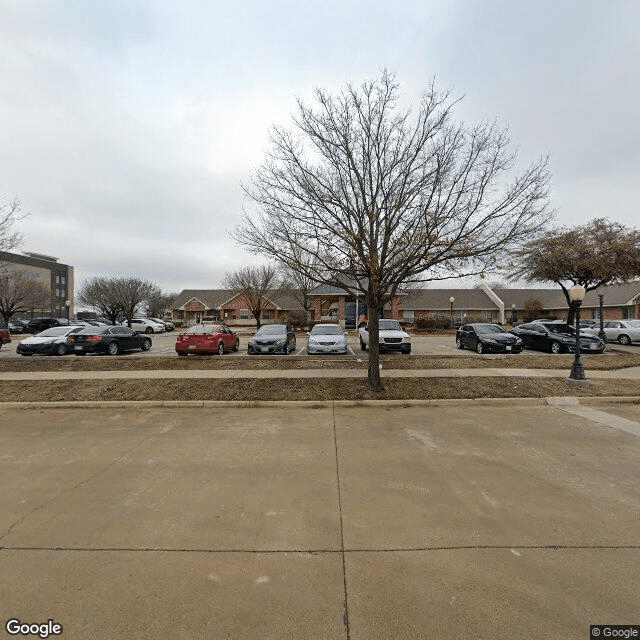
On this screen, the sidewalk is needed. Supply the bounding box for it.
[2,366,640,380]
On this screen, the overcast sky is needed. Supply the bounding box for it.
[1,0,638,293]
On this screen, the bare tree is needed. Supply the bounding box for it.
[146,291,176,319]
[222,265,280,329]
[510,218,640,323]
[278,254,320,320]
[78,276,161,325]
[234,71,552,390]
[0,271,50,323]
[0,196,26,258]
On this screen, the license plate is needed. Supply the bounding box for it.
[74,346,82,351]
[506,346,511,351]
[188,344,198,350]
[261,347,269,353]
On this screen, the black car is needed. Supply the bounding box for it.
[510,322,605,354]
[67,326,152,355]
[247,324,296,355]
[456,323,523,354]
[8,319,28,334]
[25,317,70,334]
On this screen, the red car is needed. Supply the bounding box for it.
[0,320,11,350]
[175,324,239,356]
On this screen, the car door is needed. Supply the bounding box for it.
[603,321,621,341]
[513,323,534,348]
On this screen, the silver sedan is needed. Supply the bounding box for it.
[584,320,640,345]
[306,323,348,355]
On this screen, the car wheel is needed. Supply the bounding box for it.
[403,347,411,355]
[456,337,463,350]
[107,341,119,356]
[218,341,225,356]
[233,339,239,352]
[142,339,151,351]
[549,341,561,354]
[145,327,153,334]
[618,334,631,346]
[55,343,67,356]
[476,341,484,354]
[360,338,367,351]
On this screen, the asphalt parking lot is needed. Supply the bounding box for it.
[3,330,637,359]
[1,401,639,639]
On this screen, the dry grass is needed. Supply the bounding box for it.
[2,377,640,403]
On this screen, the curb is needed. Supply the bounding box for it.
[0,396,639,410]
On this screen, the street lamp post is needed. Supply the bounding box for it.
[449,297,455,329]
[596,287,606,342]
[511,303,516,325]
[568,285,586,381]
[65,300,71,323]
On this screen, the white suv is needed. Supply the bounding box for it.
[359,319,411,354]
[125,318,166,334]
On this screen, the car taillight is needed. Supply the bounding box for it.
[88,335,102,343]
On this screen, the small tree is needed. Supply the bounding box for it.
[146,291,176,319]
[0,271,50,323]
[222,265,280,329]
[78,276,161,325]
[511,218,640,323]
[523,297,543,321]
[0,196,25,257]
[235,71,552,390]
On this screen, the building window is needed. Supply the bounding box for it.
[480,310,493,321]
[262,310,271,320]
[240,309,249,320]
[404,311,415,323]
[61,276,66,285]
[623,306,636,319]
[56,288,60,297]
[55,275,60,284]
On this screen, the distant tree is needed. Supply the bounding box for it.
[146,291,176,318]
[234,71,552,390]
[510,218,640,322]
[0,196,26,258]
[222,265,280,329]
[78,276,161,325]
[279,255,319,320]
[523,297,543,321]
[0,271,50,323]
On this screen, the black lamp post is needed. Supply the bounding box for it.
[596,287,606,342]
[511,303,516,325]
[568,285,586,380]
[449,296,455,328]
[65,299,71,323]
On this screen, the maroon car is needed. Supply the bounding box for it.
[0,320,11,350]
[175,324,239,356]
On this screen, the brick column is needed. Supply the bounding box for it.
[391,295,400,320]
[314,298,322,321]
[338,296,346,329]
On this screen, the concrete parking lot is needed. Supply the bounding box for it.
[1,401,639,639]
[2,330,637,359]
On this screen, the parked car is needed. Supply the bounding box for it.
[583,320,640,345]
[247,324,296,355]
[510,322,605,354]
[24,317,70,334]
[123,318,165,334]
[307,323,349,355]
[0,320,11,350]
[359,319,411,354]
[456,323,523,354]
[175,323,239,356]
[150,317,175,331]
[8,319,28,334]
[17,326,84,356]
[67,326,152,355]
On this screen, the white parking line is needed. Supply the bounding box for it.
[348,347,355,355]
[295,346,306,356]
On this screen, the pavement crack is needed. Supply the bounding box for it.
[0,429,161,544]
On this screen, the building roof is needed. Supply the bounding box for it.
[172,289,304,311]
[399,289,498,311]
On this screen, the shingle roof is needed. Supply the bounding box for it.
[172,289,304,311]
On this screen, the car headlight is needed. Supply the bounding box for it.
[484,338,497,344]
[308,338,319,345]
[402,335,411,343]
[275,339,286,346]
[248,340,256,347]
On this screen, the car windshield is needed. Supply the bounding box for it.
[256,325,286,336]
[474,324,506,335]
[378,320,402,331]
[311,325,342,335]
[186,325,219,335]
[546,324,573,334]
[38,327,74,337]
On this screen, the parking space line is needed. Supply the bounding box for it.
[295,346,306,356]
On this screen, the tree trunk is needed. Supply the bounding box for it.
[366,311,384,392]
[253,311,262,330]
[566,301,576,326]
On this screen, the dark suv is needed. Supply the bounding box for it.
[0,320,11,350]
[25,317,70,334]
